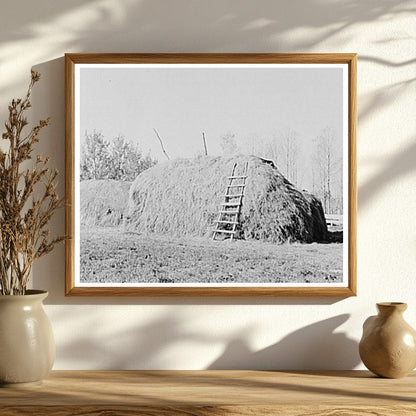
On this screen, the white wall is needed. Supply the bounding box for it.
[1,0,415,370]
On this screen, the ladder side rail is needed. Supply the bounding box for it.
[213,163,237,240]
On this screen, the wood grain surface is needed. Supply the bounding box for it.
[1,370,415,415]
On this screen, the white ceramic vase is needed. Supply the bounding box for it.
[0,290,55,387]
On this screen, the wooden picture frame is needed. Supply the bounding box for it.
[65,53,356,296]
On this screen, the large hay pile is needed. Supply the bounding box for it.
[125,155,328,243]
[80,179,131,227]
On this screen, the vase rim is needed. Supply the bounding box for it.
[377,302,407,312]
[0,290,48,301]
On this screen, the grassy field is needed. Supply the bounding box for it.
[80,227,343,284]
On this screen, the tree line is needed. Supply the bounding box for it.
[80,131,157,182]
[219,127,343,214]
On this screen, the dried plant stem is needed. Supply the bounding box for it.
[0,71,65,295]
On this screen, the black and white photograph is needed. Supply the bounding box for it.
[66,54,356,296]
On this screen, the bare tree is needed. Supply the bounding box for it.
[258,130,300,185]
[312,127,342,214]
[220,131,239,155]
[279,130,299,185]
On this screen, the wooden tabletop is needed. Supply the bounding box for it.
[1,370,415,415]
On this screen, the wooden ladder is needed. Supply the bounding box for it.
[212,162,248,241]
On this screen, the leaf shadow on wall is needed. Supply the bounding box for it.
[358,138,416,209]
[54,312,215,369]
[356,55,416,210]
[53,308,359,370]
[0,0,414,96]
[207,314,360,370]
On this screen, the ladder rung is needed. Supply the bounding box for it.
[213,229,236,235]
[213,166,248,241]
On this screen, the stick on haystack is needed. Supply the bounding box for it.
[202,132,208,156]
[153,128,170,160]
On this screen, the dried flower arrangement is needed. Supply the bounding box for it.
[0,71,65,295]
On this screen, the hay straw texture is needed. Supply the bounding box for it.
[126,156,328,243]
[80,179,131,227]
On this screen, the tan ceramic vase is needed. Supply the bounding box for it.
[359,302,416,378]
[0,290,55,387]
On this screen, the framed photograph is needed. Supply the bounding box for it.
[65,53,356,296]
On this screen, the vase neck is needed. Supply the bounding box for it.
[377,302,407,316]
[0,290,48,304]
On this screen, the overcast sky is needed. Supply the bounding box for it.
[79,64,345,190]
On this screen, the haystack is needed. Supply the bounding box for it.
[80,179,131,227]
[125,155,328,243]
